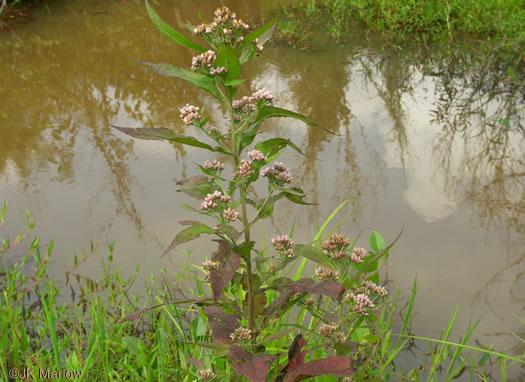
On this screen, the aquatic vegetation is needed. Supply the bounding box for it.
[275,0,524,83]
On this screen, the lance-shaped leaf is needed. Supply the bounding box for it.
[216,43,241,81]
[255,138,304,159]
[282,357,354,381]
[239,120,263,152]
[203,305,240,344]
[255,106,338,135]
[277,334,308,381]
[288,278,345,301]
[175,175,218,199]
[136,61,222,101]
[230,346,276,382]
[115,297,211,323]
[243,290,267,318]
[281,187,316,206]
[294,244,335,270]
[161,221,215,257]
[145,0,206,53]
[112,125,229,153]
[239,13,280,51]
[210,240,241,301]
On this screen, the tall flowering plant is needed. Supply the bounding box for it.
[116,2,399,380]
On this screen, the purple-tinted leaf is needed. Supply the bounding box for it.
[290,279,345,301]
[276,335,308,382]
[188,358,204,368]
[283,357,354,382]
[161,222,215,257]
[243,291,267,318]
[203,305,240,345]
[115,297,211,324]
[263,288,295,318]
[115,307,148,324]
[230,346,276,382]
[175,175,218,199]
[210,240,241,301]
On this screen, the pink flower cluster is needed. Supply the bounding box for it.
[350,247,367,263]
[322,233,350,260]
[319,323,348,342]
[203,159,225,171]
[232,89,274,117]
[362,281,388,297]
[199,369,216,381]
[193,7,249,35]
[202,260,219,271]
[191,50,216,70]
[234,159,254,178]
[248,149,267,161]
[210,66,227,75]
[271,234,295,257]
[254,38,264,52]
[315,267,339,281]
[319,323,339,337]
[251,88,273,101]
[180,104,200,125]
[232,96,257,114]
[352,293,375,316]
[209,126,221,135]
[230,327,251,342]
[223,208,239,221]
[261,162,292,184]
[200,191,231,211]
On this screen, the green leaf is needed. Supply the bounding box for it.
[366,272,379,284]
[233,241,255,259]
[216,43,241,81]
[145,0,206,53]
[294,244,334,270]
[351,327,371,345]
[381,330,392,358]
[111,125,229,154]
[283,187,316,205]
[240,12,280,49]
[369,231,386,251]
[256,106,337,135]
[255,137,304,158]
[223,78,246,87]
[136,61,222,101]
[161,221,215,257]
[364,334,380,344]
[175,175,218,199]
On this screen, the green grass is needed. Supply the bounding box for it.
[275,0,524,70]
[1,202,523,381]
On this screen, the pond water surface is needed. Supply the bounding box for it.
[1,0,524,378]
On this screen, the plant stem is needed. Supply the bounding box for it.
[229,101,256,342]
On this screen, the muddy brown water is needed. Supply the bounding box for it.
[1,0,524,378]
